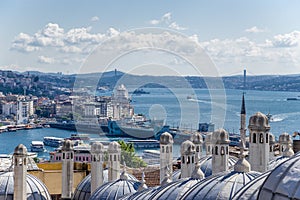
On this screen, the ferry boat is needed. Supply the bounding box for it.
[128,139,160,148]
[43,137,64,147]
[68,134,90,141]
[30,141,45,152]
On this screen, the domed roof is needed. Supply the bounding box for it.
[14,144,27,155]
[181,140,195,155]
[172,155,238,180]
[73,169,138,200]
[108,141,121,152]
[91,142,104,154]
[0,171,51,200]
[268,156,290,170]
[190,132,203,144]
[119,187,158,200]
[248,112,270,131]
[212,129,230,144]
[160,132,174,145]
[258,153,300,199]
[181,170,261,200]
[62,139,73,151]
[232,171,271,200]
[269,133,276,145]
[89,179,145,200]
[147,178,202,199]
[279,132,292,144]
[205,132,212,144]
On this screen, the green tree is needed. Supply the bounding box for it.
[117,140,147,168]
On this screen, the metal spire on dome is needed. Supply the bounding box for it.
[138,172,147,191]
[191,162,204,179]
[120,162,129,180]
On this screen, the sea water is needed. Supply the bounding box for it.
[0,88,299,159]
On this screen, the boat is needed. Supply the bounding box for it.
[132,88,150,95]
[128,139,160,148]
[287,97,300,101]
[68,134,90,141]
[43,137,64,147]
[107,119,168,139]
[30,141,45,152]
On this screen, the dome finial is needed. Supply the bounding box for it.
[191,163,204,179]
[138,171,147,191]
[120,162,129,180]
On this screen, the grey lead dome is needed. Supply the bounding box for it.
[248,112,270,131]
[14,144,27,155]
[160,132,174,145]
[62,139,73,151]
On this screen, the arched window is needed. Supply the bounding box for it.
[192,156,194,163]
[215,146,218,155]
[196,146,199,152]
[166,146,169,153]
[260,133,264,143]
[212,147,214,154]
[182,156,185,164]
[114,155,116,161]
[221,146,225,155]
[226,146,229,154]
[63,153,65,159]
[208,146,210,153]
[162,146,164,153]
[110,155,112,161]
[253,133,257,143]
[266,133,269,143]
[170,146,172,152]
[187,156,190,164]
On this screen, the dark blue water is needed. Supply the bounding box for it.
[1,88,299,159]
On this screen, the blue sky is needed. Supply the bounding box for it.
[1,0,300,76]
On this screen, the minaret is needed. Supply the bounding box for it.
[107,141,121,181]
[205,132,213,155]
[13,144,27,200]
[212,129,230,174]
[240,93,246,152]
[160,132,174,184]
[234,95,251,173]
[248,112,270,172]
[279,132,294,157]
[190,132,203,163]
[61,140,74,200]
[181,140,196,178]
[91,142,104,194]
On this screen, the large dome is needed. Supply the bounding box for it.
[73,169,138,200]
[181,171,261,200]
[120,187,158,200]
[0,171,51,200]
[258,153,300,199]
[89,178,145,200]
[173,155,238,180]
[232,171,271,200]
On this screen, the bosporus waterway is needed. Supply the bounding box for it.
[1,88,299,159]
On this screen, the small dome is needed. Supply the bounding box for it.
[62,139,73,151]
[160,132,174,145]
[73,170,138,200]
[108,141,121,153]
[91,142,104,154]
[181,140,196,155]
[89,179,146,200]
[205,132,212,144]
[173,155,238,180]
[14,144,27,155]
[259,153,300,199]
[190,132,203,144]
[212,129,230,144]
[181,171,261,200]
[0,171,51,200]
[279,132,292,144]
[147,178,202,200]
[248,112,270,131]
[232,171,271,200]
[234,157,251,173]
[269,133,276,145]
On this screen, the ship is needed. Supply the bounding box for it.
[30,141,45,152]
[131,88,150,95]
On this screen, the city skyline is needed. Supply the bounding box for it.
[1,1,300,76]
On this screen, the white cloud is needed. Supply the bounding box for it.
[269,31,300,47]
[161,12,172,23]
[149,19,160,25]
[169,22,187,30]
[107,27,120,37]
[91,16,99,22]
[38,56,55,64]
[245,26,266,33]
[60,46,82,53]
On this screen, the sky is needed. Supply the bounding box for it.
[1,0,300,76]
